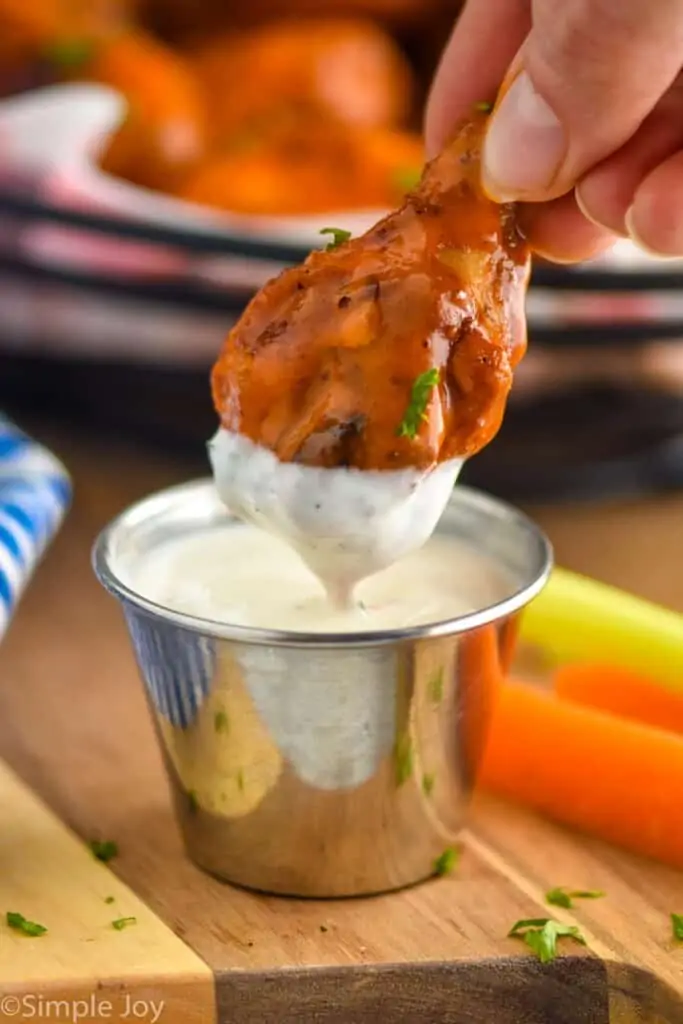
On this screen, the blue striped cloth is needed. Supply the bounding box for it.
[0,416,71,638]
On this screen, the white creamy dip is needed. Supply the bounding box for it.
[208,428,464,606]
[130,521,511,633]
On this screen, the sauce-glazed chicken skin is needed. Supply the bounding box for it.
[211,110,530,475]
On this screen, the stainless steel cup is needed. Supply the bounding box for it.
[93,480,552,898]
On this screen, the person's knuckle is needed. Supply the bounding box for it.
[533,0,637,90]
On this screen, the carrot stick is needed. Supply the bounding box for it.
[554,663,683,734]
[519,568,683,692]
[479,680,683,869]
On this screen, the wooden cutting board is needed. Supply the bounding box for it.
[1,427,683,1024]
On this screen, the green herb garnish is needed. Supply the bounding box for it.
[508,918,586,964]
[320,227,352,251]
[422,773,435,797]
[474,100,493,113]
[6,912,47,937]
[111,917,137,932]
[214,710,229,734]
[434,847,459,876]
[236,769,245,793]
[188,790,199,813]
[428,667,444,704]
[90,839,118,863]
[397,368,439,440]
[672,913,683,941]
[44,39,93,69]
[393,166,422,193]
[545,887,605,910]
[394,732,413,786]
[104,896,115,905]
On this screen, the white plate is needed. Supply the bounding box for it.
[0,83,384,248]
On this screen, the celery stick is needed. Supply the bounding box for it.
[519,568,683,692]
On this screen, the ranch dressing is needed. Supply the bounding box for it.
[208,428,464,608]
[130,520,511,634]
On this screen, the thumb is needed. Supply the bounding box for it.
[482,0,683,203]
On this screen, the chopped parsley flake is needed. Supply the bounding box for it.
[397,368,440,440]
[393,166,422,192]
[214,710,229,734]
[90,839,118,863]
[111,917,137,931]
[434,847,459,876]
[508,918,587,963]
[545,887,604,910]
[320,227,351,250]
[6,912,47,937]
[44,39,93,68]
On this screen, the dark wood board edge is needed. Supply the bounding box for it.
[607,962,683,1024]
[215,957,610,1024]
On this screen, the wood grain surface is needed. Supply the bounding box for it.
[0,762,214,1024]
[1,424,683,1023]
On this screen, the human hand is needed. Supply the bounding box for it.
[426,0,683,262]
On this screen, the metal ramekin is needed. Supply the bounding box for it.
[93,479,552,898]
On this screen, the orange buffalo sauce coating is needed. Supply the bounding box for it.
[211,112,530,473]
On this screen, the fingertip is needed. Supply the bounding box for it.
[423,0,528,160]
[575,180,628,237]
[626,151,683,257]
[519,192,618,264]
[624,206,683,259]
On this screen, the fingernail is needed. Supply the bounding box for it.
[575,184,628,238]
[625,205,683,259]
[483,71,566,201]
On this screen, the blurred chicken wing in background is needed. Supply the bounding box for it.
[0,0,462,214]
[51,28,209,191]
[180,113,423,216]
[191,18,414,144]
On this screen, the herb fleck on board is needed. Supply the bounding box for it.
[508,918,587,964]
[112,917,137,932]
[6,912,47,937]
[434,847,460,876]
[90,839,118,863]
[545,887,604,909]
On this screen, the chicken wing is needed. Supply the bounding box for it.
[211,109,530,475]
[191,19,415,143]
[179,114,423,217]
[53,29,209,193]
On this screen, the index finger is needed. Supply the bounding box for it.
[424,0,529,157]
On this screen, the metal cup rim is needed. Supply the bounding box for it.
[92,478,554,650]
